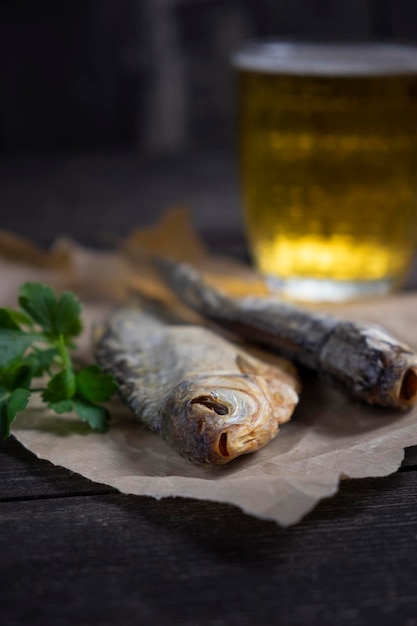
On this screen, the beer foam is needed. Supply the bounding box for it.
[233,42,417,76]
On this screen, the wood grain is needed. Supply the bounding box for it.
[0,438,115,501]
[1,473,417,626]
[2,433,417,625]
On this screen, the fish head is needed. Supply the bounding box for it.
[160,373,298,465]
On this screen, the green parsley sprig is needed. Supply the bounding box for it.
[0,282,117,438]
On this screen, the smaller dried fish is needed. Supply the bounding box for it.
[94,306,299,465]
[157,259,417,409]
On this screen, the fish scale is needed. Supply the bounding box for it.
[94,307,299,466]
[157,258,417,410]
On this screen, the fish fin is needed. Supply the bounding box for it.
[236,354,301,424]
[237,352,299,385]
[237,353,301,421]
[236,353,263,377]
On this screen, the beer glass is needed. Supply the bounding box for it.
[234,42,417,301]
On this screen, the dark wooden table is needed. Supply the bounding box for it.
[1,153,417,626]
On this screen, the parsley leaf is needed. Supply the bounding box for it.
[29,347,58,376]
[48,399,74,415]
[0,329,39,367]
[0,387,31,438]
[72,398,110,432]
[18,283,57,333]
[76,365,117,403]
[42,367,76,404]
[0,282,116,438]
[0,309,21,330]
[0,360,34,391]
[18,283,82,340]
[54,291,82,338]
[0,308,33,328]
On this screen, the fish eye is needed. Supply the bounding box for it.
[189,395,229,416]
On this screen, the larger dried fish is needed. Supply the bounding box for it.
[94,307,299,465]
[157,259,417,409]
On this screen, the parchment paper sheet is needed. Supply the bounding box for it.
[3,209,417,526]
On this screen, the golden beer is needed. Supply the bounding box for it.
[235,43,417,300]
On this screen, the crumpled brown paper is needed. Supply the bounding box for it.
[3,209,417,526]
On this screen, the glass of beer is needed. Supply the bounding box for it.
[233,42,417,301]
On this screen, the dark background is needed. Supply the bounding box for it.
[1,1,417,248]
[1,0,417,156]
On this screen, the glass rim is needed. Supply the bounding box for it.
[232,40,417,76]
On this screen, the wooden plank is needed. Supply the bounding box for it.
[1,472,417,625]
[0,154,244,250]
[0,438,115,500]
[401,445,417,468]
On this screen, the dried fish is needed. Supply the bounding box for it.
[94,307,299,465]
[157,259,417,409]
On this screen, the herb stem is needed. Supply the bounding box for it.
[56,334,72,371]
